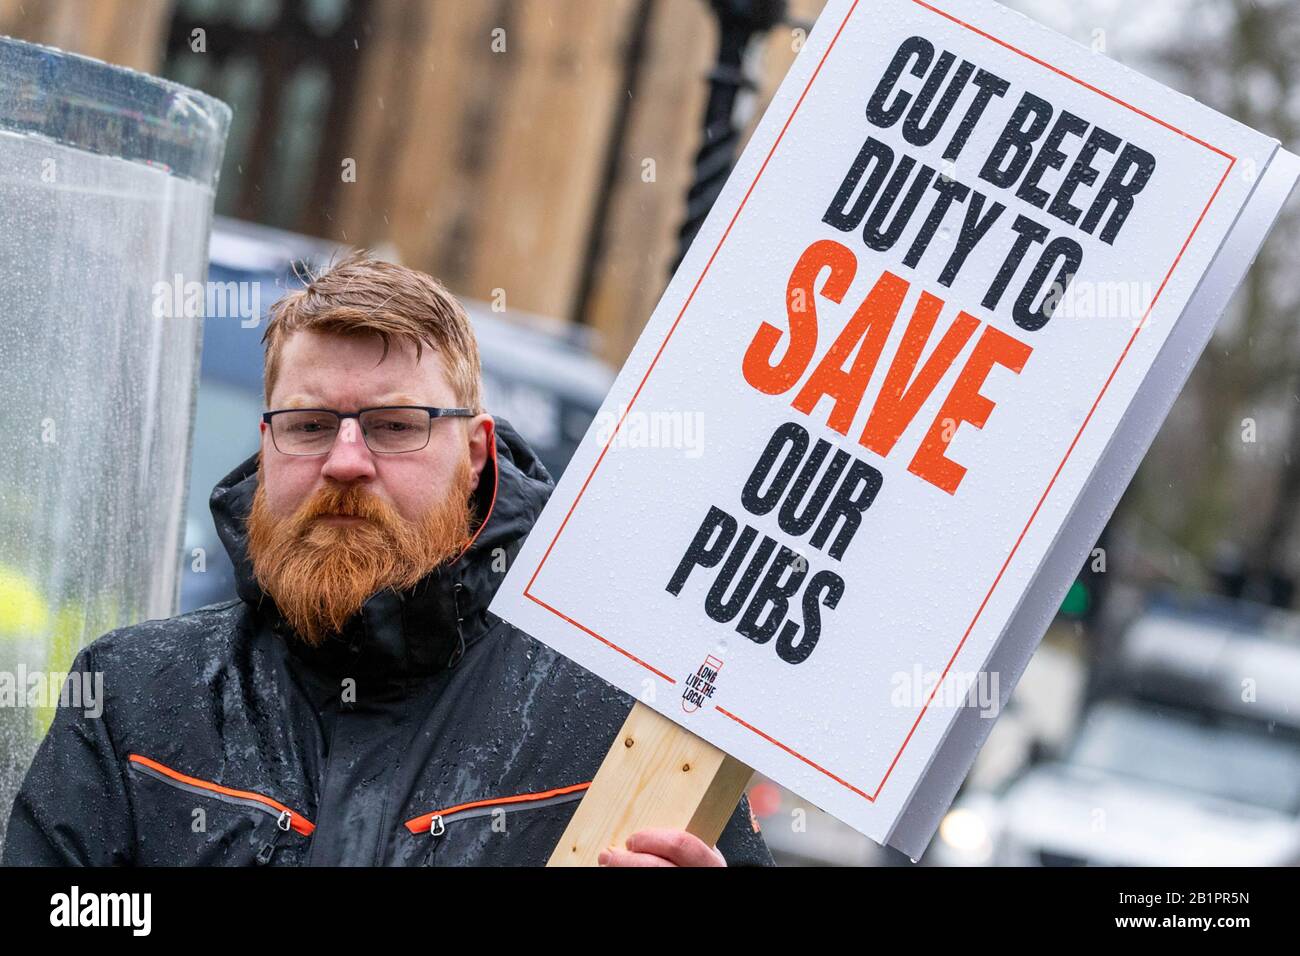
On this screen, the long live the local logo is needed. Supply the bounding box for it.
[682,655,724,713]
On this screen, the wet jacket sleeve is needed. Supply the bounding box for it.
[716,791,776,867]
[1,644,135,866]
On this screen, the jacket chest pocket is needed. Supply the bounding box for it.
[404,781,590,866]
[127,753,315,866]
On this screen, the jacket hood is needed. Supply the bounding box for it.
[209,415,554,679]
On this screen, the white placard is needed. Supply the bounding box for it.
[489,0,1296,853]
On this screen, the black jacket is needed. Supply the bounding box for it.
[2,418,773,866]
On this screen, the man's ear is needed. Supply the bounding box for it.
[466,413,493,492]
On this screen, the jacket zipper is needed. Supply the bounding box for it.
[127,753,315,864]
[405,782,590,864]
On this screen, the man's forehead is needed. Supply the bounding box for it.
[269,329,452,407]
[279,327,437,367]
[279,392,424,409]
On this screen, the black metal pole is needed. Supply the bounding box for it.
[673,0,787,274]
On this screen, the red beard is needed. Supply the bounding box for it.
[246,456,476,647]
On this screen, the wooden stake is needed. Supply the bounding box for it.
[548,701,753,866]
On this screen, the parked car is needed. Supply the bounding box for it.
[179,217,614,612]
[930,592,1300,866]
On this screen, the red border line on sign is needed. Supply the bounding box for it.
[526,592,677,685]
[525,0,1237,804]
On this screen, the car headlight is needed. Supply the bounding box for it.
[938,807,993,863]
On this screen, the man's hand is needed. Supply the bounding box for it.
[597,828,727,867]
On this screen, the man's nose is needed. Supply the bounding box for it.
[319,417,376,483]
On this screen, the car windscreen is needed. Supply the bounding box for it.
[1068,700,1300,815]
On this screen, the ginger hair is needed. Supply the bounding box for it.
[262,249,483,413]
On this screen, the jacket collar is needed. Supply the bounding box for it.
[209,416,554,680]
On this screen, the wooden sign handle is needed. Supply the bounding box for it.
[548,701,754,866]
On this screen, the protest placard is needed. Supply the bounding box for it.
[490,0,1300,858]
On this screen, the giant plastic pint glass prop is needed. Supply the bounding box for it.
[0,38,230,835]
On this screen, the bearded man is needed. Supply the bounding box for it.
[3,251,773,867]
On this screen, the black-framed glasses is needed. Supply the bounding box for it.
[262,406,475,456]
